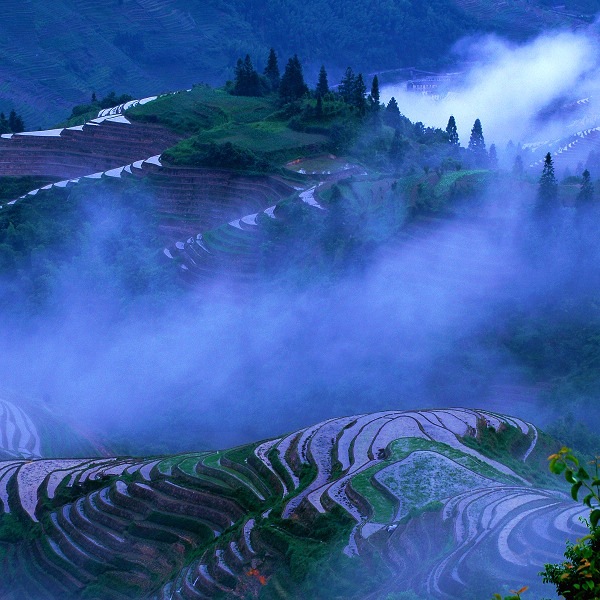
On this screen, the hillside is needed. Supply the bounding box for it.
[0,394,106,460]
[0,408,586,600]
[0,0,593,129]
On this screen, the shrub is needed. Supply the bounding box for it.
[540,448,600,599]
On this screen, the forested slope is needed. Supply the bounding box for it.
[0,0,592,129]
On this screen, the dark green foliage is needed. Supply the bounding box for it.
[7,110,24,133]
[163,140,271,172]
[353,73,367,115]
[279,55,308,103]
[316,94,323,119]
[541,449,600,599]
[317,65,329,97]
[0,110,25,134]
[0,514,42,543]
[336,67,367,113]
[68,91,132,121]
[468,118,486,165]
[446,115,458,145]
[370,75,380,109]
[384,97,401,128]
[578,169,594,204]
[233,54,263,96]
[0,176,59,201]
[339,67,356,103]
[264,48,281,91]
[537,152,558,212]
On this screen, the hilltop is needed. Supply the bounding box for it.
[0,408,586,600]
[0,0,594,128]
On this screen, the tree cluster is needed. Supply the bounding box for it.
[0,110,25,134]
[231,50,308,102]
[232,55,263,96]
[338,67,368,114]
[69,91,133,120]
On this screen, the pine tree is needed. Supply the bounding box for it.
[537,152,558,212]
[468,118,486,156]
[91,92,97,103]
[488,144,498,169]
[7,110,24,134]
[279,54,308,103]
[370,75,380,110]
[354,73,367,115]
[339,67,356,103]
[264,48,280,91]
[384,97,400,128]
[233,55,262,96]
[578,169,594,204]
[446,115,458,145]
[244,54,261,96]
[316,65,329,97]
[8,110,18,132]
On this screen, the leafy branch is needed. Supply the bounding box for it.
[541,448,600,599]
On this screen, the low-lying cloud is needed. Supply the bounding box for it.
[0,183,589,455]
[381,26,600,147]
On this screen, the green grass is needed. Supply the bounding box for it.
[351,436,521,523]
[157,453,199,475]
[434,169,489,197]
[127,88,228,135]
[201,451,264,497]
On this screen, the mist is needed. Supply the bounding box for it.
[1,175,597,455]
[381,25,600,148]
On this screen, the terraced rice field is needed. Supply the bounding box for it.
[526,126,600,173]
[0,408,587,600]
[0,398,42,460]
[0,114,181,180]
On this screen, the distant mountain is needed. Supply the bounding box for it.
[0,0,593,129]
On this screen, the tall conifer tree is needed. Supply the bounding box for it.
[233,55,262,96]
[537,152,558,212]
[354,73,367,115]
[264,48,280,91]
[316,65,329,96]
[446,115,458,145]
[384,97,400,128]
[279,54,308,103]
[468,118,486,165]
[370,75,380,110]
[339,67,356,103]
[578,169,594,204]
